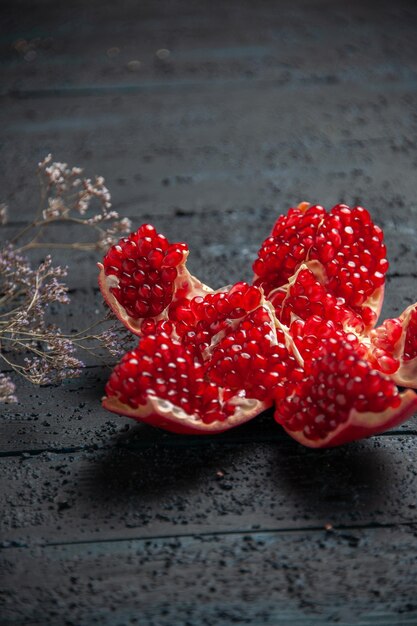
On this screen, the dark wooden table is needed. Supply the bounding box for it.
[1,1,417,624]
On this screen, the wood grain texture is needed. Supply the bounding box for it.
[2,433,417,548]
[2,220,417,291]
[2,526,417,626]
[3,87,417,225]
[1,0,417,624]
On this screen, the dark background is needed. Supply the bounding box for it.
[1,1,417,624]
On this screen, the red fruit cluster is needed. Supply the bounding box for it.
[207,307,303,401]
[103,223,187,319]
[275,338,401,443]
[106,332,236,425]
[254,204,388,329]
[99,203,417,448]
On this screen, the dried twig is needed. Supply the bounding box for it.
[0,155,133,403]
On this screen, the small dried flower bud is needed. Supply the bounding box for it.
[0,373,17,403]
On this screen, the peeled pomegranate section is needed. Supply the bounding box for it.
[369,303,417,388]
[104,327,276,435]
[207,307,304,402]
[274,337,417,448]
[253,203,388,331]
[104,332,233,434]
[102,278,298,433]
[98,224,212,336]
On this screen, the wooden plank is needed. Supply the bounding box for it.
[2,525,417,625]
[1,0,417,94]
[2,219,417,293]
[1,434,417,549]
[1,271,416,454]
[1,86,417,223]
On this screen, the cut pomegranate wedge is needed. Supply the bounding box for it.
[206,306,304,402]
[103,331,268,434]
[102,282,301,433]
[253,203,388,330]
[274,337,417,448]
[98,224,212,336]
[271,263,364,332]
[369,303,417,388]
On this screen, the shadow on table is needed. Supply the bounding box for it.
[268,436,402,523]
[82,414,400,528]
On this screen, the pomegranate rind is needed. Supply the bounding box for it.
[98,259,213,337]
[102,393,270,435]
[280,389,417,448]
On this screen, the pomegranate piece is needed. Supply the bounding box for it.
[253,203,388,330]
[103,329,272,434]
[98,224,212,336]
[207,307,304,402]
[272,264,365,331]
[369,302,417,388]
[169,282,269,357]
[275,337,417,448]
[102,281,298,433]
[271,262,417,390]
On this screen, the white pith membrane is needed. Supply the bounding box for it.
[103,390,267,434]
[98,249,213,336]
[102,290,297,434]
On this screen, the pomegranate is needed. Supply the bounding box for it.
[98,223,212,336]
[103,330,268,434]
[253,203,388,331]
[99,211,417,447]
[271,262,417,389]
[103,295,300,434]
[270,261,417,446]
[274,337,417,448]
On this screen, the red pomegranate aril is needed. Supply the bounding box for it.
[135,300,149,317]
[122,258,136,273]
[138,224,157,238]
[154,234,169,250]
[204,304,217,322]
[241,286,262,310]
[147,248,164,268]
[123,285,137,301]
[151,283,165,299]
[164,247,184,267]
[175,305,195,325]
[137,284,151,299]
[215,298,233,315]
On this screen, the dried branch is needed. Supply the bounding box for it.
[0,155,133,402]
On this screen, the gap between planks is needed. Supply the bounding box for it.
[3,70,417,100]
[2,518,417,552]
[1,428,417,459]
